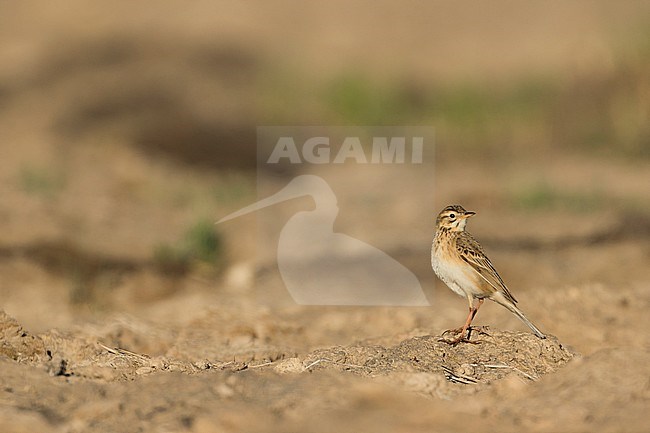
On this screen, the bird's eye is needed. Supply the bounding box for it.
[449,213,455,219]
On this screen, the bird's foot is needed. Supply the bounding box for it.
[438,331,481,346]
[438,335,481,346]
[467,325,490,337]
[441,327,464,336]
[442,326,489,337]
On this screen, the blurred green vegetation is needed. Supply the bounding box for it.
[324,74,418,125]
[260,30,650,161]
[510,181,605,212]
[153,219,224,275]
[19,164,67,198]
[323,73,553,127]
[211,174,255,205]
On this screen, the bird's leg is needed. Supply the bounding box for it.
[470,298,484,321]
[440,296,481,345]
[466,298,489,339]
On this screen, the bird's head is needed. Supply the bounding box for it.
[435,205,475,231]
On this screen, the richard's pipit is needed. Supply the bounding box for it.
[431,205,546,345]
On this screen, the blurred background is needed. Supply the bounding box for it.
[0,0,649,346]
[2,2,650,431]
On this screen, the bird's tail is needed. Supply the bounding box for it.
[492,293,546,339]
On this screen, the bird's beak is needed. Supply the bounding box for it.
[463,211,476,218]
[216,176,314,224]
[217,187,302,224]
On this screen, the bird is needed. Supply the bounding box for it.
[431,204,546,344]
[217,175,428,306]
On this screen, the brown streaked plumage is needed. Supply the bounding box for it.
[431,205,545,344]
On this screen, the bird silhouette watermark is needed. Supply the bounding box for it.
[218,174,429,305]
[218,126,434,306]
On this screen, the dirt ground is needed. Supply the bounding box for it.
[2,2,650,432]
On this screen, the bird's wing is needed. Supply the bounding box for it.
[456,232,517,304]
